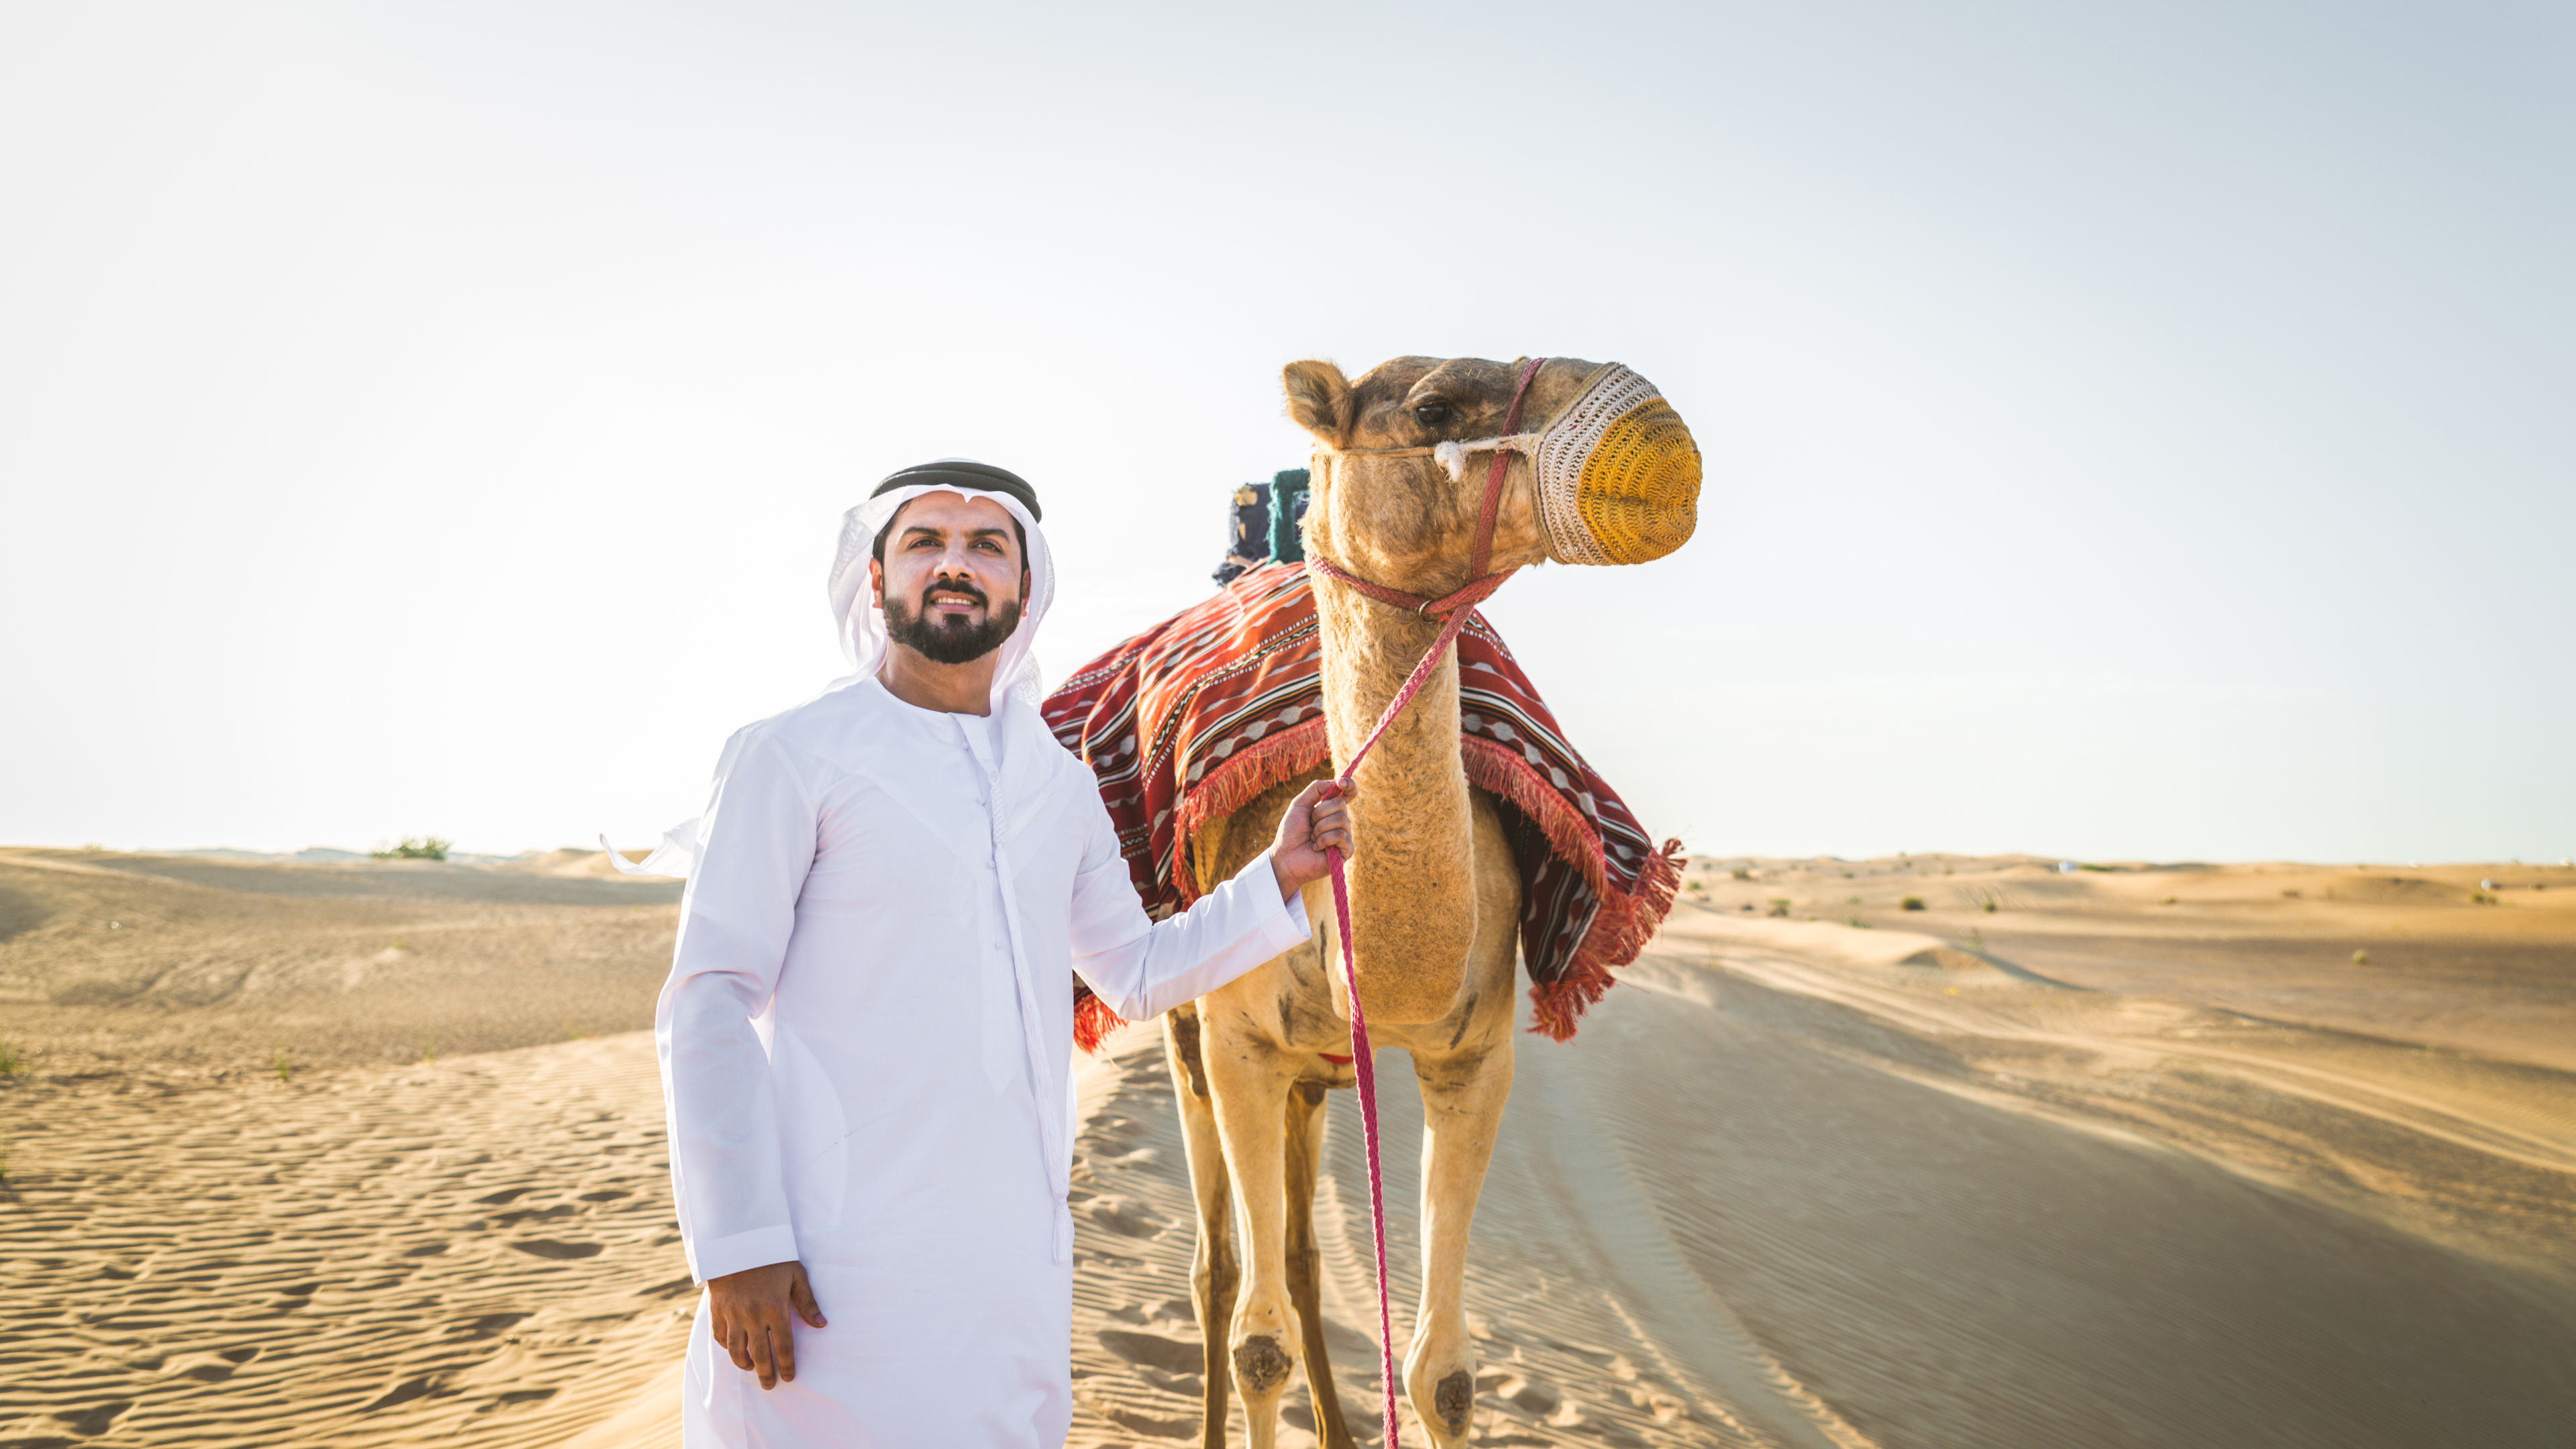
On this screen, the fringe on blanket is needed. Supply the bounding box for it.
[1169,718,1331,905]
[1075,991,1124,1056]
[1525,833,1683,1042]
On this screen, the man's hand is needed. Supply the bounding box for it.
[706,1260,826,1389]
[1269,779,1353,899]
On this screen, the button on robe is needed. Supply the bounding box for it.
[656,676,1311,1447]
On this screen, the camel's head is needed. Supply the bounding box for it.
[1283,356,1700,596]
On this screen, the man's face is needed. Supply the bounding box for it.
[871,491,1027,666]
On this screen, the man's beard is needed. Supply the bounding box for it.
[883,580,1022,665]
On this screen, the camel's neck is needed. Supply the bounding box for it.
[1313,577,1482,1024]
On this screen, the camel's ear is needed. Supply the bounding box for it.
[1281,360,1352,442]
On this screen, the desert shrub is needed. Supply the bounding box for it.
[2351,949,2371,967]
[1731,867,1752,880]
[271,1048,293,1083]
[2160,896,2178,906]
[1900,896,1925,911]
[372,837,451,861]
[0,1040,23,1076]
[1766,898,1791,918]
[2281,889,2301,899]
[1980,900,1998,914]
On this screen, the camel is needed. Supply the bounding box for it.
[1159,355,1701,1448]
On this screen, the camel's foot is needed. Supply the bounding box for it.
[1228,1300,1301,1449]
[1405,1336,1479,1447]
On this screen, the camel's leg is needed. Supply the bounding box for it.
[1165,1006,1239,1449]
[1403,1045,1514,1447]
[1204,1038,1299,1449]
[1284,1077,1357,1449]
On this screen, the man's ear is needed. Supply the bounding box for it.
[867,555,883,608]
[1282,360,1351,443]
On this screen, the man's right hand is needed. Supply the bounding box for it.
[706,1259,826,1389]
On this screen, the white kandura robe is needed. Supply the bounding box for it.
[657,674,1310,1448]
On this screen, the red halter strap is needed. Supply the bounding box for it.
[1305,356,1544,1449]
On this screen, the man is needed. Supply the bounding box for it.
[653,459,1348,1446]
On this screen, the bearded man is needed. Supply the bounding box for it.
[651,460,1347,1446]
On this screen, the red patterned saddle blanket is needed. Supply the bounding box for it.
[1041,562,1681,1050]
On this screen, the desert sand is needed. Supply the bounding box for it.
[4,845,2573,1447]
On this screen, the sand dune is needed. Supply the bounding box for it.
[5,850,2573,1446]
[0,847,680,1081]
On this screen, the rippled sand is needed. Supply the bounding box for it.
[5,848,2573,1446]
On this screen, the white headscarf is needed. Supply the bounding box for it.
[823,476,1055,714]
[605,464,1055,877]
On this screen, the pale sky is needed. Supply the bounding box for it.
[3,1,2569,863]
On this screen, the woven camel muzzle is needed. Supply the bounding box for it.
[1423,362,1702,566]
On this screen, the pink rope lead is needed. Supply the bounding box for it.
[1322,841,1398,1446]
[1316,358,1546,1447]
[1318,596,1479,1449]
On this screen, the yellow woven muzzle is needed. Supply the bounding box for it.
[1532,364,1701,566]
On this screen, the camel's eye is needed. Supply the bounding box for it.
[1411,400,1454,431]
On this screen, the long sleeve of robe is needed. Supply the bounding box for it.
[653,676,1311,1448]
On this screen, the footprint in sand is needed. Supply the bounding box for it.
[361,1375,445,1413]
[1097,1328,1201,1374]
[1135,1364,1202,1397]
[1493,1373,1560,1415]
[52,1399,136,1436]
[1099,1403,1197,1439]
[1087,1112,1144,1152]
[166,1352,246,1383]
[1082,1195,1163,1239]
[508,1239,604,1259]
[492,1387,560,1407]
